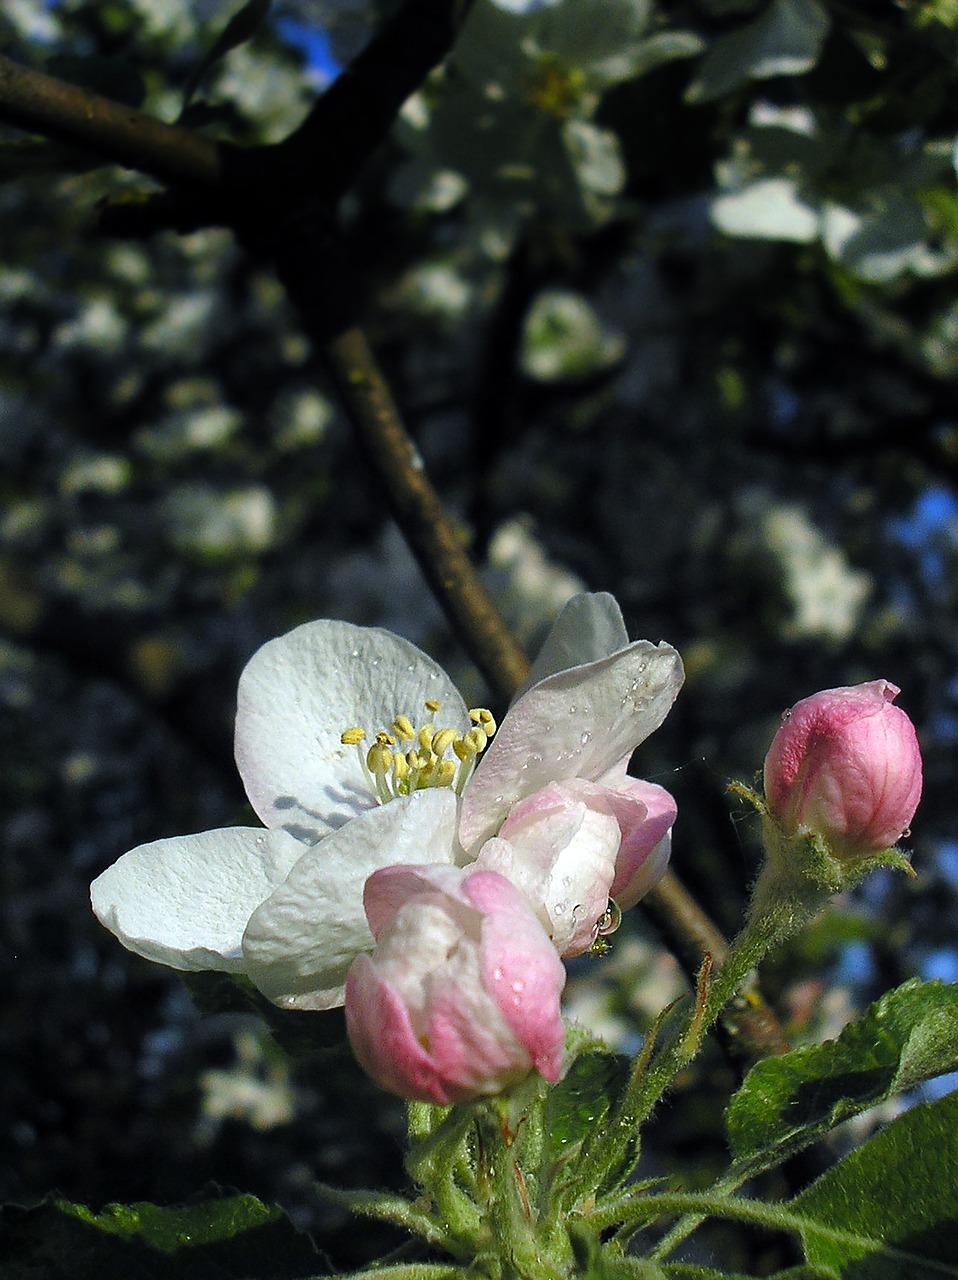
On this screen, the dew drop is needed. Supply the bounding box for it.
[511,979,524,994]
[580,731,592,746]
[350,649,360,658]
[568,704,577,714]
[901,827,911,839]
[781,708,792,721]
[255,836,265,846]
[553,903,565,916]
[493,965,504,981]
[494,794,504,805]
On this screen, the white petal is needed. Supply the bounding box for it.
[517,592,628,698]
[241,788,461,1008]
[462,640,683,852]
[90,827,305,973]
[235,619,469,838]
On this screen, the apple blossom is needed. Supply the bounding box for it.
[345,864,566,1103]
[763,680,922,860]
[91,592,682,1007]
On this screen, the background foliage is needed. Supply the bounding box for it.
[3,0,958,1273]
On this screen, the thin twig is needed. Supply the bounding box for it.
[0,52,223,188]
[324,327,529,702]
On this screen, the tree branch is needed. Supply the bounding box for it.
[0,52,223,188]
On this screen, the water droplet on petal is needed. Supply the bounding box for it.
[493,966,504,981]
[901,827,911,839]
[580,731,592,746]
[781,708,792,721]
[511,979,524,994]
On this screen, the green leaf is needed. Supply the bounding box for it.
[790,1093,958,1277]
[726,978,958,1168]
[181,0,274,110]
[545,1044,631,1160]
[686,0,830,103]
[0,1192,323,1280]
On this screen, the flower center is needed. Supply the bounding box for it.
[341,702,496,805]
[522,54,586,120]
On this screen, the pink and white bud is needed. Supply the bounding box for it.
[344,864,566,1104]
[475,780,622,957]
[763,680,922,859]
[605,779,677,910]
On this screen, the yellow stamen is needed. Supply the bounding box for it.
[367,742,393,773]
[431,728,457,758]
[392,716,415,742]
[342,697,495,805]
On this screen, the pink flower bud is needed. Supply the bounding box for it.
[344,864,566,1104]
[476,780,621,957]
[605,779,677,910]
[763,680,922,858]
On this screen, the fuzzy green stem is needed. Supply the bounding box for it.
[591,877,825,1202]
[591,1189,806,1240]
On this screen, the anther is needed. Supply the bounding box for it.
[367,742,393,773]
[431,728,457,758]
[418,725,435,752]
[375,731,396,747]
[435,760,456,788]
[341,727,366,745]
[392,716,416,741]
[425,699,441,713]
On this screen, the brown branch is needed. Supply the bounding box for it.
[324,327,529,703]
[277,0,477,202]
[0,52,223,188]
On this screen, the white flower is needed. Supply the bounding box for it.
[92,593,682,1008]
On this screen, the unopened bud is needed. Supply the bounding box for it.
[763,680,922,862]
